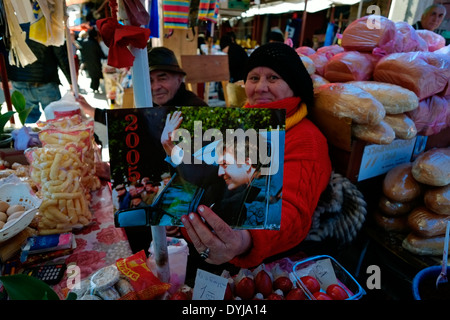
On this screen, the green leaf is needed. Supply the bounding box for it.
[0,274,61,300]
[11,91,32,125]
[11,91,26,111]
[0,111,15,133]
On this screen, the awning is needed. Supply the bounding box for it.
[241,0,362,17]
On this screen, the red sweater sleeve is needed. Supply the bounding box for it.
[230,119,332,268]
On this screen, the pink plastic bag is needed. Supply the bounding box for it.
[374,51,450,100]
[406,95,450,136]
[296,46,316,56]
[416,29,446,52]
[324,51,375,82]
[393,21,428,53]
[342,15,397,55]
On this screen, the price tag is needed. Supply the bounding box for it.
[310,258,338,291]
[192,269,228,300]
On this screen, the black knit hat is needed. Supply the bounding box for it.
[244,42,314,107]
[148,47,186,75]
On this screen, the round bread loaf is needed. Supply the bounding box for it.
[378,195,416,216]
[402,232,445,256]
[382,163,422,202]
[373,209,409,232]
[424,184,450,216]
[412,147,450,186]
[407,206,450,237]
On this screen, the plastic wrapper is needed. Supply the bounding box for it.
[351,119,395,145]
[341,15,397,55]
[416,29,446,52]
[406,95,450,136]
[300,55,315,75]
[43,92,82,120]
[314,82,385,125]
[382,163,422,203]
[348,80,419,114]
[316,44,344,58]
[393,21,428,53]
[311,74,329,89]
[25,145,93,235]
[383,113,417,140]
[308,52,329,76]
[116,250,171,300]
[323,51,375,82]
[435,44,450,56]
[147,237,189,294]
[295,46,316,56]
[411,147,450,187]
[374,52,450,100]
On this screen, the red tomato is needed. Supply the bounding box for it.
[285,288,306,300]
[300,276,320,293]
[326,284,349,300]
[313,291,333,300]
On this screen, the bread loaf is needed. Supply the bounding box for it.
[300,55,315,75]
[314,83,385,125]
[382,163,422,202]
[373,209,409,232]
[407,206,450,237]
[311,74,329,89]
[378,195,416,216]
[402,232,445,256]
[323,51,374,82]
[424,184,450,216]
[412,147,450,186]
[383,113,417,140]
[348,81,419,114]
[352,120,395,145]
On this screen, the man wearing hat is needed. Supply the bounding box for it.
[76,46,207,123]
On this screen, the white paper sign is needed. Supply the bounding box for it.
[192,269,228,300]
[310,258,338,291]
[358,138,416,181]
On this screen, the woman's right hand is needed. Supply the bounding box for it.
[74,94,95,118]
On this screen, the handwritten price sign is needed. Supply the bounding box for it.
[193,269,228,300]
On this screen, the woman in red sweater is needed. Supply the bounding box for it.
[181,42,332,268]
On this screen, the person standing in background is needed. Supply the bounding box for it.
[219,34,249,83]
[77,28,106,93]
[412,4,447,33]
[5,26,72,123]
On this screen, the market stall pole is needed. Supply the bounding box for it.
[123,1,168,283]
[63,5,79,99]
[0,54,15,124]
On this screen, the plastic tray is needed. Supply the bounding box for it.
[0,183,41,242]
[292,255,365,300]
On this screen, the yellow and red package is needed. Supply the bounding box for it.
[116,250,171,300]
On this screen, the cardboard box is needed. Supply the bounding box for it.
[310,110,417,183]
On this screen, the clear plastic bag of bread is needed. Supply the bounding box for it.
[416,29,446,52]
[314,82,385,125]
[323,51,377,82]
[374,51,450,100]
[341,15,397,55]
[393,21,428,53]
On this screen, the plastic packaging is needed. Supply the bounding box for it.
[147,237,189,294]
[374,52,450,100]
[293,255,365,300]
[393,21,428,53]
[44,93,81,120]
[407,95,450,136]
[324,51,375,82]
[416,29,446,52]
[341,15,396,55]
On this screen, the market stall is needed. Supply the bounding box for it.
[0,0,449,302]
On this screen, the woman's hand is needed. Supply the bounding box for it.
[161,111,183,156]
[181,205,252,265]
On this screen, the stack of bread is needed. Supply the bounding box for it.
[297,14,450,145]
[374,147,450,256]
